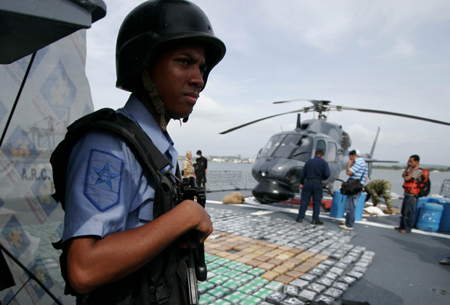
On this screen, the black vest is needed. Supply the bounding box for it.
[51,109,189,304]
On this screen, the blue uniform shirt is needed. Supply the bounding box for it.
[62,95,178,242]
[300,156,330,184]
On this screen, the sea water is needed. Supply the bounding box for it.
[186,161,450,196]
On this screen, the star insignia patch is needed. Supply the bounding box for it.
[92,162,119,189]
[85,149,124,211]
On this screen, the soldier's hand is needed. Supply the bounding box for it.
[195,208,213,243]
[182,200,213,242]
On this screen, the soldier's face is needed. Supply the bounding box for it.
[150,43,206,119]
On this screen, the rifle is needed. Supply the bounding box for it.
[179,177,207,305]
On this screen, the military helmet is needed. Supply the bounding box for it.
[116,0,226,92]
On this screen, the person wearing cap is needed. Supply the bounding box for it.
[340,149,368,230]
[61,1,225,303]
[183,150,195,178]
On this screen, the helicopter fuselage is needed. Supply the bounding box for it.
[251,119,350,203]
[221,100,418,203]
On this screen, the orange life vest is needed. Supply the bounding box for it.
[402,167,424,195]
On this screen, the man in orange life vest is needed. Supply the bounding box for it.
[396,154,422,233]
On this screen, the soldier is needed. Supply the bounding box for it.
[59,1,226,303]
[364,179,394,214]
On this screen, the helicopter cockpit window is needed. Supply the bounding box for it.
[316,140,326,155]
[272,134,304,158]
[258,134,286,158]
[289,135,313,161]
[326,142,337,162]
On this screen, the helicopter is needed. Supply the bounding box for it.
[220,100,450,204]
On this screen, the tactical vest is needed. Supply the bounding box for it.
[51,108,189,304]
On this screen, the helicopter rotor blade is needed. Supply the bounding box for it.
[274,99,318,104]
[220,101,450,135]
[340,106,450,127]
[273,99,331,105]
[219,109,305,134]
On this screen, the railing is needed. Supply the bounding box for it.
[440,179,450,198]
[205,170,257,191]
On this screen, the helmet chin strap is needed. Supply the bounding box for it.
[142,70,191,130]
[142,70,168,130]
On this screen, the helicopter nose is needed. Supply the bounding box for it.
[252,180,295,203]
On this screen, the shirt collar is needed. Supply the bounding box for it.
[117,94,177,168]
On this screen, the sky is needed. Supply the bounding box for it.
[85,0,450,166]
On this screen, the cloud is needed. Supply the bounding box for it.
[377,42,416,58]
[84,0,450,165]
[188,95,230,123]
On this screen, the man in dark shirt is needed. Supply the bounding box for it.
[196,150,208,189]
[296,150,330,224]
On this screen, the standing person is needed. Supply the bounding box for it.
[58,1,226,303]
[196,150,208,189]
[295,150,330,225]
[183,150,195,178]
[364,179,394,214]
[395,155,423,234]
[340,149,368,230]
